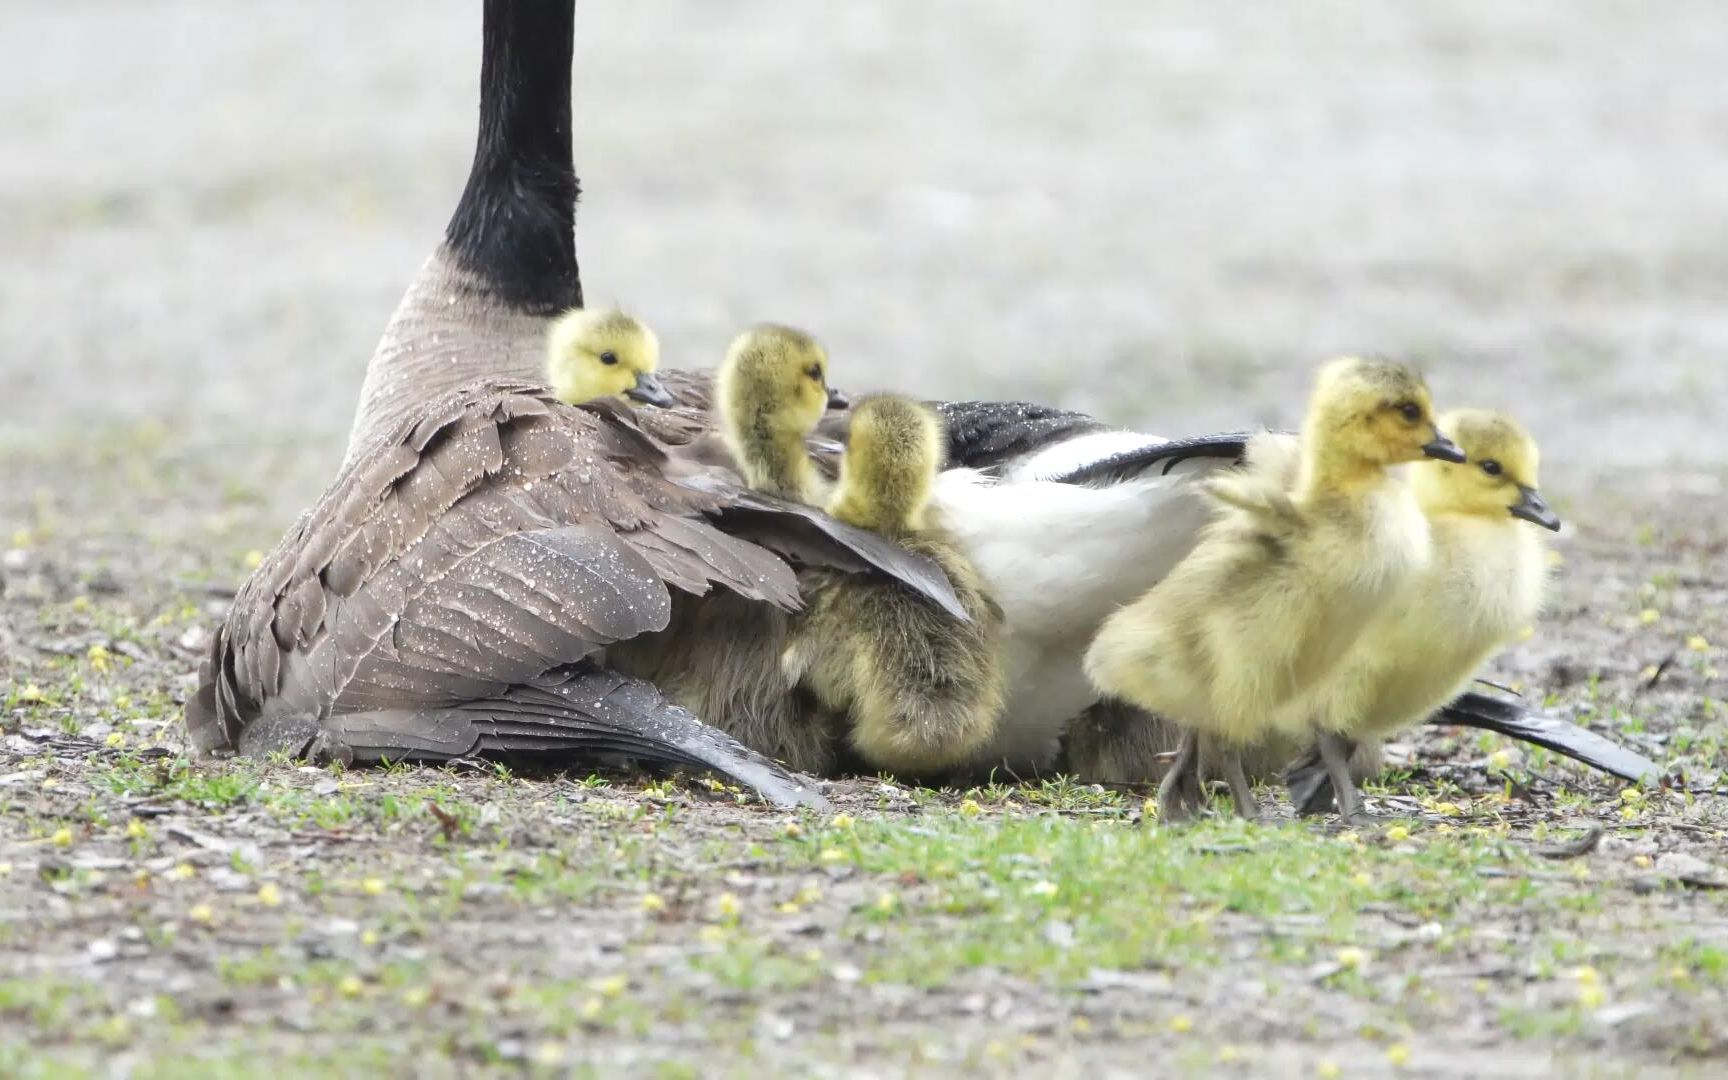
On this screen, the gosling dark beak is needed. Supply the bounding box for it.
[825,386,850,410]
[626,370,675,409]
[1510,484,1562,532]
[1421,434,1467,463]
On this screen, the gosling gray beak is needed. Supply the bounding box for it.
[1422,434,1467,463]
[626,370,675,409]
[1510,484,1562,532]
[825,386,850,410]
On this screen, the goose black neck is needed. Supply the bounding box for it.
[444,0,582,314]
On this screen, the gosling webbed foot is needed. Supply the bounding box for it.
[1318,732,1370,826]
[1219,750,1262,821]
[1155,731,1205,824]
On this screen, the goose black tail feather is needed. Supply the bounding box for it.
[322,667,830,810]
[1047,431,1256,487]
[1434,691,1661,782]
[1287,691,1661,815]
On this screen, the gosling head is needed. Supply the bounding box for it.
[716,324,840,446]
[1306,356,1464,469]
[544,308,671,408]
[830,396,945,534]
[1416,409,1561,531]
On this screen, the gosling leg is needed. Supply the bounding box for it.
[1156,730,1205,824]
[1318,731,1373,826]
[1218,748,1261,821]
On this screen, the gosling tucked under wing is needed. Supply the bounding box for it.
[1084,357,1463,820]
[602,329,967,778]
[185,380,962,809]
[784,397,1006,778]
[1286,410,1561,817]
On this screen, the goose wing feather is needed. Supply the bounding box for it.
[699,485,972,622]
[320,667,828,809]
[186,380,808,757]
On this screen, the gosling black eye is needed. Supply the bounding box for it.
[599,351,619,366]
[805,364,823,382]
[1398,402,1422,423]
[1480,459,1503,476]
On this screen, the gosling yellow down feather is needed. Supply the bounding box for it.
[783,396,1007,778]
[1083,356,1463,821]
[714,325,835,502]
[543,307,672,407]
[1286,408,1559,820]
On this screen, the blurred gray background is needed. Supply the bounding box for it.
[4,0,1727,496]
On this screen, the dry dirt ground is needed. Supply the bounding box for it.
[3,2,1728,1076]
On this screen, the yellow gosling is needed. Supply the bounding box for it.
[783,396,1006,777]
[1288,409,1558,821]
[1083,357,1462,822]
[543,308,669,406]
[714,325,836,503]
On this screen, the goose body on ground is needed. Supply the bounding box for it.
[185,312,967,809]
[1083,357,1464,821]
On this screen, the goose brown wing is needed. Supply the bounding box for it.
[669,475,971,622]
[185,380,801,755]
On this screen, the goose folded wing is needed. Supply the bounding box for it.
[931,400,1109,471]
[670,475,971,622]
[1041,431,1255,487]
[188,381,806,750]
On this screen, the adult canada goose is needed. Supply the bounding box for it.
[185,308,969,809]
[1283,410,1561,820]
[1084,357,1464,821]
